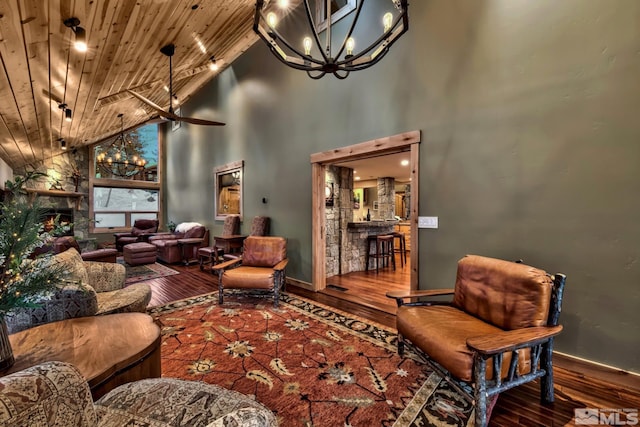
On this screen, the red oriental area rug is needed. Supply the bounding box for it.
[148,293,477,427]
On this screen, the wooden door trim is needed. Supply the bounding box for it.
[310,130,421,292]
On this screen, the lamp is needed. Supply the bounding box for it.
[63,17,87,52]
[59,138,67,150]
[95,113,146,178]
[209,56,219,71]
[58,103,72,122]
[253,0,409,79]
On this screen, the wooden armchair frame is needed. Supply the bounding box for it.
[387,263,566,427]
[212,236,288,307]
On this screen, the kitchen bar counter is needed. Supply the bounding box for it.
[347,220,398,230]
[343,221,397,273]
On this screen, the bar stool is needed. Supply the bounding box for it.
[391,231,407,267]
[365,234,396,273]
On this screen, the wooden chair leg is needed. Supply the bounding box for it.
[473,357,489,427]
[217,271,224,305]
[541,340,555,403]
[397,333,405,357]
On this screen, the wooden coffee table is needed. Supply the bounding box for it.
[6,312,161,399]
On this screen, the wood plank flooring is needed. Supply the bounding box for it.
[325,252,410,315]
[144,262,640,426]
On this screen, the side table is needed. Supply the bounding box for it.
[6,312,161,399]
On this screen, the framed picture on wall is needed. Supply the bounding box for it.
[172,108,181,131]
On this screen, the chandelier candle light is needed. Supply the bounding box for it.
[96,114,146,178]
[254,0,409,79]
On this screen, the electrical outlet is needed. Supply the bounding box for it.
[418,216,438,229]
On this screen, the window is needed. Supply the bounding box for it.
[90,123,162,233]
[93,187,158,229]
[93,124,159,182]
[315,0,357,32]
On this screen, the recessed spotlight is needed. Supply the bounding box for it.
[401,159,409,166]
[355,176,361,181]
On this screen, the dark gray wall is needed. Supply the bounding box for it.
[165,0,640,372]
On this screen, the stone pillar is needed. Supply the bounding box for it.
[377,177,395,220]
[324,165,355,277]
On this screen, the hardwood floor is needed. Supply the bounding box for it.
[145,262,640,426]
[324,252,410,315]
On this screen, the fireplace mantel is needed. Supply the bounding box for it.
[25,189,87,210]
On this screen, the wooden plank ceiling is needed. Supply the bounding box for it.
[0,0,260,170]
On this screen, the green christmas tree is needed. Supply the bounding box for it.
[0,172,69,315]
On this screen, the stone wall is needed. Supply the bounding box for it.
[325,165,355,277]
[15,147,91,239]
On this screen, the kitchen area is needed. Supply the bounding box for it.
[325,153,412,278]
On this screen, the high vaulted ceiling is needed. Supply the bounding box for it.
[0,0,261,170]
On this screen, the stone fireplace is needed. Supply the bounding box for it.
[42,208,74,236]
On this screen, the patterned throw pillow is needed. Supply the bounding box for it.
[51,248,89,285]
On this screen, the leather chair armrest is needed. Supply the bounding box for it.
[212,258,243,272]
[113,232,134,238]
[466,325,564,356]
[385,289,454,306]
[148,234,169,242]
[149,233,181,242]
[178,237,204,245]
[273,258,289,271]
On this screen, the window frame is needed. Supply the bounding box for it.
[89,122,163,234]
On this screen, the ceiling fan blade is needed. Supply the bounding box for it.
[128,90,225,126]
[176,115,225,126]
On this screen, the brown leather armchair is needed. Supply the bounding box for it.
[114,219,159,251]
[149,225,209,265]
[212,236,288,307]
[387,255,566,427]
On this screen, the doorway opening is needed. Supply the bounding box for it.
[310,131,421,313]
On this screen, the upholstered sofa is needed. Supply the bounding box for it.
[148,223,209,264]
[6,248,151,334]
[0,361,278,427]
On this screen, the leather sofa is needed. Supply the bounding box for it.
[0,361,277,427]
[148,224,209,264]
[5,248,151,334]
[53,236,118,263]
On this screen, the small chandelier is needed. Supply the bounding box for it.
[95,113,146,178]
[254,0,409,79]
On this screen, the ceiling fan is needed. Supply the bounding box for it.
[128,44,225,126]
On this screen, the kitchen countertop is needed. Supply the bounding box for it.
[347,220,398,230]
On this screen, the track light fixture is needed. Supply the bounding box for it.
[209,56,219,71]
[58,138,67,150]
[58,103,72,122]
[63,17,87,52]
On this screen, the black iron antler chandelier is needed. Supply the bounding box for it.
[254,0,409,79]
[95,114,146,178]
